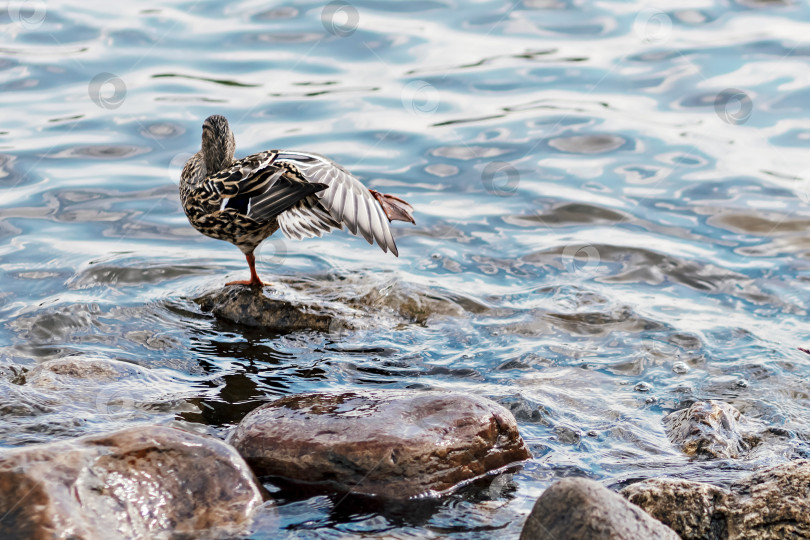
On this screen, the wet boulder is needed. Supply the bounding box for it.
[622,477,730,539]
[621,460,810,539]
[663,400,759,459]
[727,459,810,539]
[230,390,531,499]
[0,425,263,540]
[520,477,680,540]
[196,285,334,330]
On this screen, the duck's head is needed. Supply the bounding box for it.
[201,114,236,173]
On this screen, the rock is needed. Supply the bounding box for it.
[230,390,531,499]
[196,286,334,330]
[622,477,729,539]
[663,400,759,459]
[621,460,810,539]
[24,357,156,389]
[19,356,191,424]
[727,459,810,539]
[520,477,680,540]
[0,425,263,540]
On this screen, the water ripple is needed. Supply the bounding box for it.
[3,0,810,537]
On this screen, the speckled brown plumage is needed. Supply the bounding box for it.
[180,115,415,286]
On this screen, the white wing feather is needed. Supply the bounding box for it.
[275,151,398,255]
[277,195,341,240]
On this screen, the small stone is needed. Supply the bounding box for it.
[663,400,758,459]
[672,361,690,374]
[230,390,531,499]
[553,424,582,445]
[520,477,680,539]
[0,425,263,539]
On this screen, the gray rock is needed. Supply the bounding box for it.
[196,285,334,330]
[230,390,531,499]
[663,400,759,459]
[0,425,264,540]
[622,477,729,539]
[24,357,155,388]
[520,477,680,540]
[727,459,810,539]
[621,460,810,539]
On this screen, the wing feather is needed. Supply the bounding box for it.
[209,151,327,223]
[277,195,342,241]
[276,152,400,249]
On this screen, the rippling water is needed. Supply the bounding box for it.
[4,0,810,537]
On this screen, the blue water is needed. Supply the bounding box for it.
[3,0,810,537]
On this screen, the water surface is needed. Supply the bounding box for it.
[3,0,810,537]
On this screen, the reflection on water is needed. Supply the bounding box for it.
[3,0,810,537]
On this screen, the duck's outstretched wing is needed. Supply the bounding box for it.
[274,151,408,255]
[277,195,342,240]
[209,151,327,222]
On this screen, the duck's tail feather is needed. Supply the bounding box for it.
[369,190,415,224]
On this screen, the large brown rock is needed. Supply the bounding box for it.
[621,460,810,539]
[520,477,680,540]
[663,400,759,459]
[0,425,264,540]
[196,286,334,330]
[230,390,531,499]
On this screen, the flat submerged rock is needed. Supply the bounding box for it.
[0,425,263,540]
[230,389,531,499]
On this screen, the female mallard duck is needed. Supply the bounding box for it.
[180,115,415,286]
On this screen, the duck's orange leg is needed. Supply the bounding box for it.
[226,251,268,287]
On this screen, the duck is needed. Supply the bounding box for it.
[180,115,415,287]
